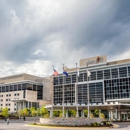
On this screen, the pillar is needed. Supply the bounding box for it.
[76,106,79,118]
[66,110,68,118]
[118,111,120,121]
[99,109,101,118]
[115,109,117,120]
[109,111,111,121]
[50,110,53,118]
[82,110,84,117]
[111,111,113,120]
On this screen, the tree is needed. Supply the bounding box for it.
[53,111,59,117]
[68,110,76,117]
[94,109,99,117]
[84,110,88,117]
[22,108,29,117]
[37,108,41,116]
[30,107,37,122]
[1,107,9,118]
[40,105,48,117]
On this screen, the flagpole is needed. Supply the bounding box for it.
[51,65,54,118]
[87,64,90,118]
[62,64,65,118]
[76,63,79,118]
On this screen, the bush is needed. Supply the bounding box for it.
[43,113,49,118]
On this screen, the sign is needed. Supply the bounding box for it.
[80,55,107,67]
[86,57,100,65]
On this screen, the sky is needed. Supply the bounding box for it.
[0,0,130,77]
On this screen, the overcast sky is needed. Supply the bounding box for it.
[0,0,130,77]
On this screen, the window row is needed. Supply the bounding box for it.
[54,66,130,85]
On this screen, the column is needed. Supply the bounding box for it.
[99,109,101,118]
[111,111,113,120]
[50,109,53,118]
[118,111,120,121]
[76,107,79,118]
[115,109,117,120]
[82,110,84,117]
[109,111,111,121]
[66,110,68,118]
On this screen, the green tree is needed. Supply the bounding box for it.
[68,110,76,117]
[84,110,88,117]
[37,108,41,116]
[30,107,37,121]
[22,108,29,117]
[53,110,59,117]
[1,107,9,118]
[94,109,99,117]
[40,105,48,117]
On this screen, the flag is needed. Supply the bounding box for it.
[53,69,58,76]
[76,68,79,77]
[63,67,68,76]
[87,70,91,77]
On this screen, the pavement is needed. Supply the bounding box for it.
[0,121,130,130]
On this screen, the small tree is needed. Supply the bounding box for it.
[94,109,99,117]
[30,107,37,122]
[1,107,9,118]
[37,108,41,116]
[84,110,88,117]
[22,108,29,117]
[40,105,48,117]
[53,110,59,117]
[99,113,105,120]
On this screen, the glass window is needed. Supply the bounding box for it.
[111,68,118,78]
[104,69,111,79]
[119,67,127,78]
[97,70,103,80]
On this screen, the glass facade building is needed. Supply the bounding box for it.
[52,55,130,120]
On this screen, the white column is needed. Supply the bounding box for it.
[76,106,79,118]
[109,111,111,121]
[115,109,117,119]
[82,110,84,117]
[50,110,53,118]
[66,110,68,118]
[111,111,113,120]
[118,111,120,121]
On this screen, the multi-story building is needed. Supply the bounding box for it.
[52,55,130,120]
[0,73,51,112]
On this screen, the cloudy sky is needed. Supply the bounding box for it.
[0,0,130,77]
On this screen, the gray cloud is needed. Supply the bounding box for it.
[0,0,130,76]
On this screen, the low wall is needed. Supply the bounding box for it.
[40,118,103,126]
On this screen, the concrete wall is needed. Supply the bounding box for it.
[40,118,103,126]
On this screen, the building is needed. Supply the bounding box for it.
[0,73,51,112]
[52,55,130,120]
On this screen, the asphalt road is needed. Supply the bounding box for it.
[0,121,130,130]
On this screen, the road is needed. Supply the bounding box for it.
[0,121,130,130]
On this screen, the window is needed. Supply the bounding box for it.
[119,67,127,77]
[6,94,8,97]
[111,68,118,78]
[104,69,111,79]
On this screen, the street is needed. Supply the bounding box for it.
[0,121,130,130]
